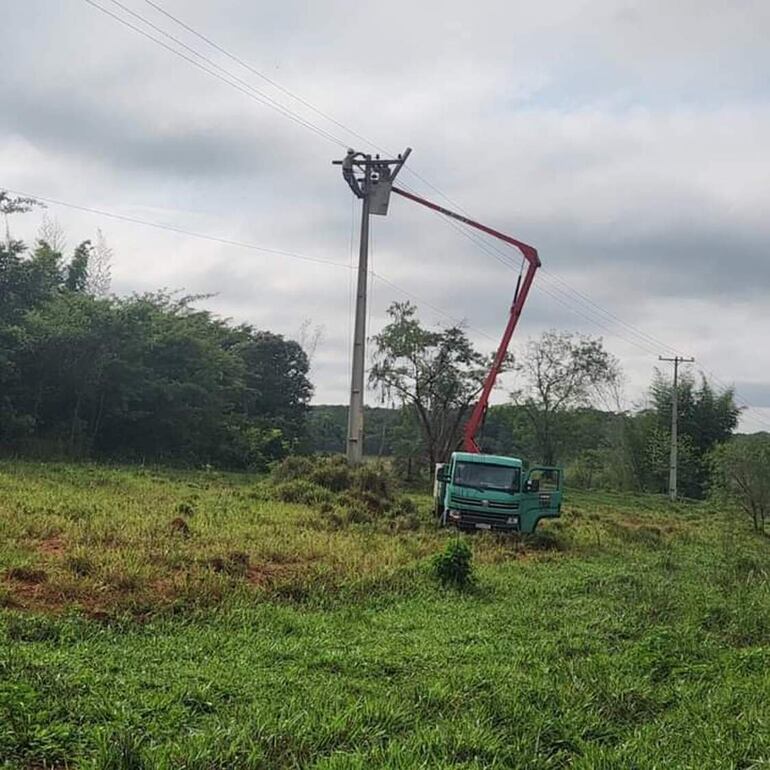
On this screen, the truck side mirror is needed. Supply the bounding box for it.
[438,470,450,482]
[525,479,540,493]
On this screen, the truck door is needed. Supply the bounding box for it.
[522,467,563,528]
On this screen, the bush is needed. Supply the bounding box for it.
[352,462,395,499]
[270,455,314,484]
[272,454,397,496]
[390,495,418,517]
[432,540,474,589]
[272,480,333,506]
[309,455,353,492]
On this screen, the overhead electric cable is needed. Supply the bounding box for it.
[141,0,382,153]
[83,0,348,148]
[4,185,494,341]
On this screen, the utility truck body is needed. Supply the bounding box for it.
[434,452,562,534]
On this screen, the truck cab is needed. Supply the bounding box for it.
[434,452,562,534]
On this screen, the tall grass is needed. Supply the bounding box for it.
[0,460,768,768]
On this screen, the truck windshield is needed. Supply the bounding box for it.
[453,462,520,492]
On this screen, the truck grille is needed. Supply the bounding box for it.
[450,496,519,512]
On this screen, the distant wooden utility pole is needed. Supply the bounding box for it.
[659,355,695,501]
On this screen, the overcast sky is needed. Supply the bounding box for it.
[2,0,769,431]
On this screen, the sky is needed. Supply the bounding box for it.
[2,0,769,431]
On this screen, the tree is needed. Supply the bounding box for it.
[228,327,313,454]
[65,241,90,292]
[87,229,113,297]
[650,371,740,497]
[369,301,491,466]
[710,435,770,533]
[0,191,43,247]
[37,215,67,254]
[513,330,620,465]
[0,223,315,468]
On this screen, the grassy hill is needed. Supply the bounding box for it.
[1,461,769,768]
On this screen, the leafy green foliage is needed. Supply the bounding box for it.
[369,301,491,465]
[273,479,334,506]
[710,434,770,532]
[270,455,414,525]
[649,371,741,497]
[512,330,621,465]
[0,226,312,468]
[431,539,475,588]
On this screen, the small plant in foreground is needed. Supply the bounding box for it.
[432,539,475,589]
[96,729,147,770]
[66,552,95,577]
[170,517,191,537]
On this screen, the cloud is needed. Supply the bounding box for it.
[1,0,769,432]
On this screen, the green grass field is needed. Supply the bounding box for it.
[1,461,769,769]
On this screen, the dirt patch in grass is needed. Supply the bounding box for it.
[36,535,67,558]
[6,566,49,583]
[246,562,307,586]
[2,577,65,613]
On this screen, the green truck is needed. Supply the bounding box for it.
[434,452,562,534]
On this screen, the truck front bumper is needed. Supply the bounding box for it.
[447,509,520,532]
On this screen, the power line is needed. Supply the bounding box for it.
[3,185,494,342]
[83,0,348,148]
[541,267,684,358]
[141,0,381,154]
[106,0,508,216]
[419,205,770,427]
[3,186,349,269]
[86,0,713,368]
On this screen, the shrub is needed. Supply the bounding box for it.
[270,455,314,484]
[271,455,398,497]
[272,480,334,506]
[309,455,353,492]
[432,540,474,589]
[176,500,195,516]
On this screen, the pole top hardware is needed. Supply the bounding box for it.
[333,147,411,215]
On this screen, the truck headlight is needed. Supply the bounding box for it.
[448,510,461,521]
[507,516,519,525]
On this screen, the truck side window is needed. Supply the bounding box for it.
[529,468,561,492]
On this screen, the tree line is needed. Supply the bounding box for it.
[0,202,311,468]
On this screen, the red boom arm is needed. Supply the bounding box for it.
[391,186,541,453]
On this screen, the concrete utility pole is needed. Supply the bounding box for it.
[658,355,695,501]
[333,147,411,464]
